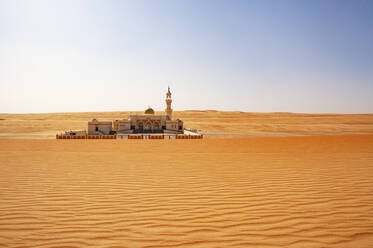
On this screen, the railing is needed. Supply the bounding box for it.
[56,134,117,139]
[57,134,203,140]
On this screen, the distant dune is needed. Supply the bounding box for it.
[1,135,373,247]
[0,111,373,139]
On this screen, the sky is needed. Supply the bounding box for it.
[0,0,372,114]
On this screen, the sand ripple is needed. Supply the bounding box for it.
[1,136,373,247]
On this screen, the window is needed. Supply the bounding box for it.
[154,122,160,130]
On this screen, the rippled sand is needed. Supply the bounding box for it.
[1,135,373,247]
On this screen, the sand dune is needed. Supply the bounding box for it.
[1,111,373,138]
[1,135,373,247]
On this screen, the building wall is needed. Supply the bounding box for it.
[166,120,178,131]
[118,120,131,132]
[129,115,167,126]
[134,120,162,132]
[88,121,112,135]
[177,120,184,131]
[130,115,167,131]
[87,114,183,135]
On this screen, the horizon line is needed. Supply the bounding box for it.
[1,110,372,115]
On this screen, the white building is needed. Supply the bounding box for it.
[88,87,183,135]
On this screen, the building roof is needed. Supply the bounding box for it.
[144,107,155,115]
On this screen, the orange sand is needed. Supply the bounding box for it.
[1,111,373,138]
[1,135,373,247]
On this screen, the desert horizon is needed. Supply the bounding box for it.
[1,111,373,139]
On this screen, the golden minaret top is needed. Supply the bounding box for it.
[166,86,172,98]
[165,86,173,120]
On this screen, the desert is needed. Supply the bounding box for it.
[1,0,373,247]
[1,112,373,248]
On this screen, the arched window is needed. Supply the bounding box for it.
[153,122,160,130]
[145,122,152,130]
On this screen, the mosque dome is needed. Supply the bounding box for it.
[144,107,155,115]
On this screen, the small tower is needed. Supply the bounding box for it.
[165,86,172,120]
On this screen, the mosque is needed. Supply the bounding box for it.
[87,87,184,135]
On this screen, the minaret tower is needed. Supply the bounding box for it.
[165,86,173,120]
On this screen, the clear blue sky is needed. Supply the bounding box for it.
[0,0,372,113]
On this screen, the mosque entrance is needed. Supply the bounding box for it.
[145,122,152,131]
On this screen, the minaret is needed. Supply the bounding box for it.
[165,86,172,120]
